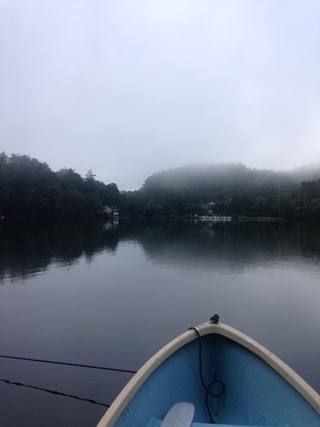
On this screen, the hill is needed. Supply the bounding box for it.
[1,153,320,221]
[124,163,320,219]
[0,152,124,223]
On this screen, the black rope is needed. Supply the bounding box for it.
[0,378,110,408]
[188,327,225,424]
[0,354,136,374]
[188,327,207,391]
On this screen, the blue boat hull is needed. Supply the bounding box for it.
[97,322,320,426]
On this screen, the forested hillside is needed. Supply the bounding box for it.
[125,163,320,219]
[1,153,320,222]
[0,152,123,222]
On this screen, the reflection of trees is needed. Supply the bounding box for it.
[295,223,320,260]
[1,220,319,282]
[0,223,120,282]
[119,220,320,268]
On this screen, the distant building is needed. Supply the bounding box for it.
[206,202,215,212]
[104,206,119,217]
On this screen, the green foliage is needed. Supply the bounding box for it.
[0,153,124,223]
[1,153,320,222]
[124,164,320,220]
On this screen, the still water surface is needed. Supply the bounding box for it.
[0,220,320,426]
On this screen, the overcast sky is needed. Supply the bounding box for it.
[1,1,320,190]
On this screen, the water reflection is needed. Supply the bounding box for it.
[0,220,320,427]
[0,222,119,282]
[1,220,319,283]
[119,220,320,270]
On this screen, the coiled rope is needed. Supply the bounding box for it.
[188,324,225,424]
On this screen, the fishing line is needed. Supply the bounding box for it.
[0,378,110,408]
[0,354,136,411]
[0,354,136,374]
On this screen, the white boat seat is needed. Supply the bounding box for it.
[147,416,271,427]
[147,402,271,427]
[192,424,269,427]
[160,402,195,427]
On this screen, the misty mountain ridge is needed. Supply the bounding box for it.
[142,163,320,193]
[1,153,320,220]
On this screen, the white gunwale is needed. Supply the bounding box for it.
[96,322,320,427]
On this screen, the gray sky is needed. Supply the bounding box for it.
[1,1,320,190]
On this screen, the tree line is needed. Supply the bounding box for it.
[0,152,123,223]
[125,163,320,220]
[1,153,319,222]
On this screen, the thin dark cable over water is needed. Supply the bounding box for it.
[0,378,110,408]
[0,354,136,374]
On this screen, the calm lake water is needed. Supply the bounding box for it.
[0,220,320,427]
